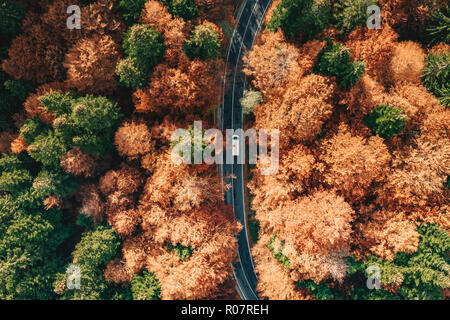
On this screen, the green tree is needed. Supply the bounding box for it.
[268,234,290,268]
[422,51,449,107]
[119,0,148,25]
[31,170,78,200]
[162,0,198,21]
[116,24,165,89]
[364,105,408,139]
[54,225,121,300]
[313,39,366,89]
[115,57,148,88]
[348,224,450,300]
[426,6,450,45]
[0,154,32,195]
[37,92,123,155]
[19,118,48,144]
[267,0,331,41]
[131,270,161,300]
[168,243,194,261]
[27,132,67,169]
[0,0,26,42]
[183,24,222,60]
[333,0,378,35]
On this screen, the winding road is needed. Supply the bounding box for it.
[219,0,273,300]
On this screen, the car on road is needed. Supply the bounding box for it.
[232,134,240,156]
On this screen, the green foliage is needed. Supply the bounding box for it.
[76,213,94,230]
[426,6,450,45]
[333,0,378,35]
[39,91,74,116]
[36,92,122,156]
[131,270,161,300]
[0,169,32,195]
[115,57,148,88]
[183,24,222,60]
[71,95,122,133]
[116,24,165,89]
[0,0,26,42]
[31,170,78,200]
[348,224,450,300]
[218,20,234,40]
[27,132,67,169]
[19,118,48,144]
[268,234,290,268]
[297,280,338,300]
[168,243,194,261]
[0,194,73,299]
[364,105,408,139]
[240,90,262,115]
[55,225,121,300]
[0,72,34,132]
[118,0,147,25]
[162,0,198,21]
[267,0,331,41]
[422,51,450,107]
[3,79,34,101]
[122,24,165,70]
[72,225,120,268]
[313,39,366,89]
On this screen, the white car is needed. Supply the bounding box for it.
[232,134,240,157]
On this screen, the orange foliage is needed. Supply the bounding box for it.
[140,0,188,67]
[2,22,65,84]
[253,235,309,300]
[339,74,386,116]
[389,41,425,85]
[10,136,28,154]
[243,30,301,97]
[379,138,449,209]
[320,124,391,203]
[249,145,315,222]
[60,147,97,178]
[346,25,398,84]
[139,153,224,214]
[99,164,144,197]
[133,59,221,117]
[64,34,121,94]
[114,120,155,159]
[360,210,419,260]
[24,82,68,124]
[0,132,14,154]
[142,203,241,300]
[76,184,105,223]
[254,74,335,147]
[82,0,126,43]
[104,258,133,284]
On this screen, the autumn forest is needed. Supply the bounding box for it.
[0,0,449,300]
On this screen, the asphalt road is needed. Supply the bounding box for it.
[219,0,273,301]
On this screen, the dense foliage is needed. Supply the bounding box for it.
[365,105,408,139]
[183,23,222,60]
[116,24,165,88]
[246,0,449,300]
[313,39,366,89]
[422,51,450,107]
[267,0,331,41]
